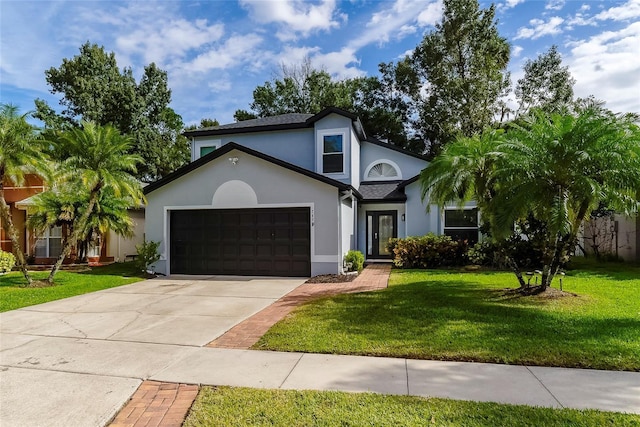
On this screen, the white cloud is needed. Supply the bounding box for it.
[545,0,565,11]
[239,0,344,41]
[515,16,564,40]
[595,0,640,21]
[115,19,225,67]
[502,0,525,9]
[512,45,524,57]
[301,0,441,81]
[275,46,322,69]
[566,21,640,113]
[188,34,264,72]
[362,0,441,47]
[310,47,364,79]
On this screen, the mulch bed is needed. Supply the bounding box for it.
[305,273,358,284]
[500,285,578,299]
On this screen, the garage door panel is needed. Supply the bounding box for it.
[171,207,310,276]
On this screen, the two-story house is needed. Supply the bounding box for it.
[143,107,481,277]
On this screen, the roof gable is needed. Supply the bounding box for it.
[144,142,360,196]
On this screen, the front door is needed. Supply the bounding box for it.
[366,211,397,259]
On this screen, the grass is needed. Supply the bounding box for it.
[256,262,640,371]
[184,386,640,427]
[0,262,145,312]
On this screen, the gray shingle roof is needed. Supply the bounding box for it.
[197,113,314,132]
[358,181,406,201]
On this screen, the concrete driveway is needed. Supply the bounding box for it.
[0,275,305,427]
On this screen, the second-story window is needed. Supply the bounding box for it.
[323,134,343,173]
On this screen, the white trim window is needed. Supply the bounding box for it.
[192,139,222,161]
[323,134,344,173]
[443,208,479,244]
[316,129,348,177]
[364,159,402,181]
[34,226,62,258]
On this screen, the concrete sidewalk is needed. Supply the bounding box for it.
[151,349,640,414]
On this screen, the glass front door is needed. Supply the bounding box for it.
[366,211,397,259]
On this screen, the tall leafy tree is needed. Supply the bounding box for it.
[404,0,511,157]
[184,118,220,131]
[35,42,189,182]
[234,60,412,149]
[421,108,640,291]
[41,122,143,283]
[0,105,47,286]
[515,45,575,116]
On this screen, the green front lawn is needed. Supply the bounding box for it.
[256,263,640,371]
[0,262,145,312]
[184,387,640,426]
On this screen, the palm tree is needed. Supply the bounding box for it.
[420,107,640,291]
[419,129,530,285]
[0,104,47,285]
[28,187,134,267]
[46,121,142,283]
[495,108,640,289]
[420,128,504,209]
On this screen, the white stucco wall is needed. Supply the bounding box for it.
[360,140,427,182]
[106,209,145,262]
[403,182,439,237]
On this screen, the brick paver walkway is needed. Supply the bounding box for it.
[109,381,198,427]
[207,263,391,349]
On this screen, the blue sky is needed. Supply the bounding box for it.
[1,0,638,127]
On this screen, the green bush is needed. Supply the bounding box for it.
[0,250,15,273]
[344,250,364,272]
[386,234,468,269]
[467,237,544,269]
[135,240,161,273]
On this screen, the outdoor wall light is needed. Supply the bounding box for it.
[228,157,239,165]
[401,214,405,222]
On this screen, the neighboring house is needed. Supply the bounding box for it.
[143,107,483,277]
[2,174,145,264]
[1,174,45,255]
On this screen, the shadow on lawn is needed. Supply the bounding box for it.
[298,279,640,371]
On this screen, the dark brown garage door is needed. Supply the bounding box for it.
[170,207,310,276]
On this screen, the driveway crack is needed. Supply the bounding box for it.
[60,316,88,339]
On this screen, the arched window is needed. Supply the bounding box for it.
[364,160,402,181]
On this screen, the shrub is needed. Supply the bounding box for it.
[344,250,365,272]
[387,234,468,269]
[135,240,161,273]
[467,237,544,269]
[0,250,15,273]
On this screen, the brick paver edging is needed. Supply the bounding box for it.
[207,263,391,349]
[109,381,198,427]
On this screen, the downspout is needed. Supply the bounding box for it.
[337,192,343,274]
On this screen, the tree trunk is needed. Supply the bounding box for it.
[47,190,100,284]
[0,191,32,286]
[47,235,73,284]
[505,254,526,288]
